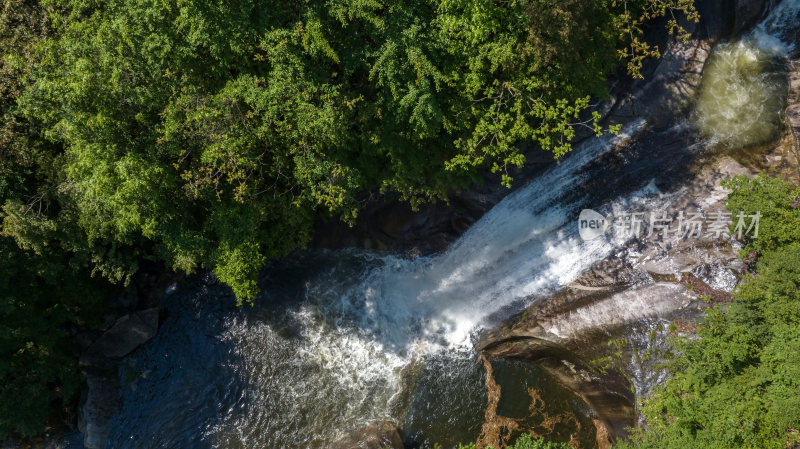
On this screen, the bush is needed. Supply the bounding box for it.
[722,173,800,256]
[455,433,573,449]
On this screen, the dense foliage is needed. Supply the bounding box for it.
[0,238,112,438]
[5,0,696,300]
[722,174,800,256]
[618,175,800,449]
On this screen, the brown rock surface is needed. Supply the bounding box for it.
[331,421,404,449]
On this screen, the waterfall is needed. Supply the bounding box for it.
[105,2,800,448]
[107,119,659,449]
[754,0,800,51]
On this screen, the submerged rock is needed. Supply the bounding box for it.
[331,421,404,449]
[478,280,704,446]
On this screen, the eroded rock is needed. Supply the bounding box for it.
[788,63,800,155]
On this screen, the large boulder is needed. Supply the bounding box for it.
[84,308,159,360]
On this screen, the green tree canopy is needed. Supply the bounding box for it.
[0,0,119,438]
[9,0,696,299]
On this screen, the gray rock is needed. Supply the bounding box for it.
[78,374,119,449]
[610,38,712,129]
[694,0,767,41]
[788,63,800,156]
[733,0,767,35]
[85,308,159,359]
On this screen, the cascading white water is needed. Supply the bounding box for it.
[754,0,800,49]
[196,118,728,448]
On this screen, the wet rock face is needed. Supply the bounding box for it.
[331,421,404,449]
[310,166,550,255]
[687,0,766,41]
[611,39,712,129]
[732,0,768,35]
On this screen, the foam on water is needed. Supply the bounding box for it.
[754,0,800,53]
[340,122,644,346]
